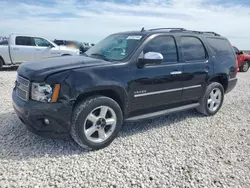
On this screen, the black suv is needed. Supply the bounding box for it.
[12,28,238,149]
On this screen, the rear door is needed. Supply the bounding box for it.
[179,36,211,102]
[11,36,35,63]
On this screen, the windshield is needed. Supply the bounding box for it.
[85,34,145,61]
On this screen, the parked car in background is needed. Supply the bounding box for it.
[0,34,80,69]
[53,40,91,54]
[12,28,238,150]
[0,39,8,45]
[233,46,250,72]
[243,50,250,55]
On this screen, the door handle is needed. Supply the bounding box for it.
[13,48,19,50]
[170,71,182,75]
[36,49,42,51]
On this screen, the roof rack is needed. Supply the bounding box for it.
[202,31,220,36]
[143,28,221,36]
[148,28,186,31]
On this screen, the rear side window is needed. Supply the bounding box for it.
[15,36,34,46]
[180,36,206,61]
[144,36,178,63]
[207,37,233,55]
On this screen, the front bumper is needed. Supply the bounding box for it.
[226,77,238,93]
[12,88,72,138]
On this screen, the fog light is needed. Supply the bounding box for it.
[44,118,50,125]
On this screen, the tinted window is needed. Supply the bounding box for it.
[180,37,206,61]
[54,40,65,45]
[0,40,8,45]
[233,46,239,54]
[34,38,51,47]
[15,36,33,46]
[207,38,234,55]
[85,34,145,61]
[144,36,178,62]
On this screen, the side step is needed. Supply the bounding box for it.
[125,103,200,122]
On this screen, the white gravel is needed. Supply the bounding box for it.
[0,69,250,188]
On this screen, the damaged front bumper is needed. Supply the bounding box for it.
[12,88,72,139]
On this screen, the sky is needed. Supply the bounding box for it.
[0,0,250,49]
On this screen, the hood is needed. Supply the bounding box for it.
[17,56,111,81]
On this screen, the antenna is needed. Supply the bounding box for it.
[140,27,145,32]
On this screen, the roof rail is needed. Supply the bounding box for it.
[171,29,221,36]
[202,31,220,36]
[146,28,221,36]
[148,28,186,31]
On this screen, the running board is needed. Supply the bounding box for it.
[125,103,200,122]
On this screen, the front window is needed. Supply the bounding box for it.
[34,38,52,47]
[85,34,145,61]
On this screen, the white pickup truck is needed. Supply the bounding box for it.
[0,34,80,68]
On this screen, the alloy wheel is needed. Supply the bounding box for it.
[207,88,222,112]
[243,62,249,72]
[84,106,117,143]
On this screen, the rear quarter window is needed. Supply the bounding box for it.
[206,37,236,65]
[206,37,234,55]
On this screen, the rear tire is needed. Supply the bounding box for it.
[70,96,123,150]
[197,82,224,116]
[239,61,249,72]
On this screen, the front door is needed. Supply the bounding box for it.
[130,35,184,113]
[33,37,57,60]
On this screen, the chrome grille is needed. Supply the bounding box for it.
[16,75,30,101]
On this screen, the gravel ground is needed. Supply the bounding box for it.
[0,69,250,188]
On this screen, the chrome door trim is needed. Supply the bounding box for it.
[134,85,202,98]
[183,85,201,90]
[134,88,182,98]
[170,71,182,75]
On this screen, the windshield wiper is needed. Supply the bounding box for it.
[90,53,110,61]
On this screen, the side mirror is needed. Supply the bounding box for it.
[138,52,163,67]
[239,51,244,54]
[48,44,54,48]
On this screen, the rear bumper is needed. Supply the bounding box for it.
[12,88,72,138]
[226,78,237,93]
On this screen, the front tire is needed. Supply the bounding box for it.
[70,96,123,150]
[239,61,249,72]
[197,82,224,116]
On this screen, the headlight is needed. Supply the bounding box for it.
[31,83,60,103]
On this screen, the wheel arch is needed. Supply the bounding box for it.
[244,59,250,64]
[208,74,228,92]
[0,55,5,65]
[73,86,127,116]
